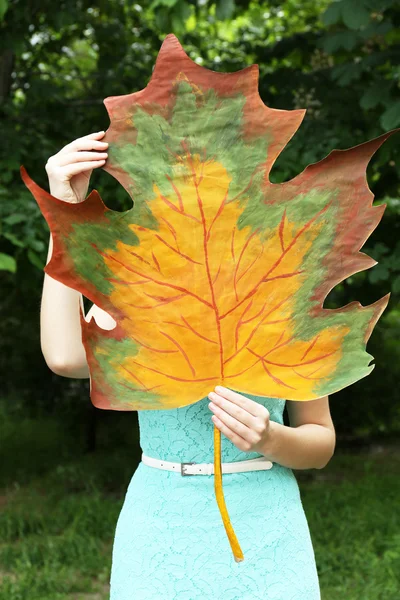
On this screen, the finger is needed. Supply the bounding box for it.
[61,139,109,154]
[211,414,249,450]
[57,151,108,166]
[209,392,255,429]
[75,130,107,142]
[214,386,265,417]
[209,401,253,441]
[81,130,106,138]
[60,160,106,177]
[60,135,108,154]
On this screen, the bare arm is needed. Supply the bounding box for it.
[40,231,87,376]
[41,233,116,378]
[261,395,336,470]
[39,130,115,379]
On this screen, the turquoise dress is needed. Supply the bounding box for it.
[109,394,321,599]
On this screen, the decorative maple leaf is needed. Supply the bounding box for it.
[20,33,399,562]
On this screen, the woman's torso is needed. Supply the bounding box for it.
[109,394,321,599]
[137,392,287,463]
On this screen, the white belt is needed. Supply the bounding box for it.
[141,452,273,476]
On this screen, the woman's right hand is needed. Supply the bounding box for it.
[45,130,109,204]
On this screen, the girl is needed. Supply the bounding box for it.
[41,130,336,600]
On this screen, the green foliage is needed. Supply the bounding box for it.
[0,0,7,20]
[0,252,15,272]
[302,452,400,599]
[381,101,400,129]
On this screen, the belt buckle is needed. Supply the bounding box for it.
[181,462,196,476]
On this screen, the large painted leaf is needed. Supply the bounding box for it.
[20,33,399,562]
[21,34,398,410]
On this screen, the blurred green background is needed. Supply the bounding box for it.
[1,1,399,598]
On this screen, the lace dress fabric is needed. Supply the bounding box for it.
[109,394,321,599]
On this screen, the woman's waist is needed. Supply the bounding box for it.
[141,451,276,475]
[136,454,296,493]
[139,446,266,464]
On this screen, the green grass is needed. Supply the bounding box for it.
[1,415,399,599]
[299,451,400,599]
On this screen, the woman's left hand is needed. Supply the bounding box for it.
[208,386,275,456]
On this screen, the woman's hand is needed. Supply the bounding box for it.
[208,386,274,455]
[45,130,109,204]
